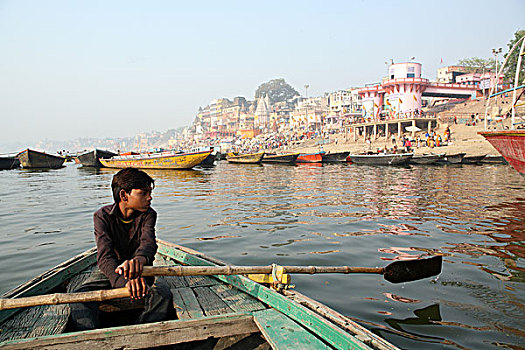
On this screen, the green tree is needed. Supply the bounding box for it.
[255,78,299,103]
[457,57,496,73]
[503,29,525,84]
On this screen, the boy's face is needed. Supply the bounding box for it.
[125,187,152,212]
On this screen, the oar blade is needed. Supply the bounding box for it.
[384,256,442,283]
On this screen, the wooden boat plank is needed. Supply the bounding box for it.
[158,244,371,350]
[253,308,330,349]
[209,284,267,313]
[183,274,220,287]
[171,287,204,319]
[0,312,259,350]
[0,248,96,324]
[0,304,69,343]
[193,286,235,316]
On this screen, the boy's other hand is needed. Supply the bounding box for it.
[126,277,149,299]
[115,256,148,280]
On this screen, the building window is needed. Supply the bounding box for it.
[407,73,415,78]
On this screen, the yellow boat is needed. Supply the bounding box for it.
[100,149,213,170]
[226,151,265,164]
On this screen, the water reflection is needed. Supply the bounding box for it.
[2,160,524,349]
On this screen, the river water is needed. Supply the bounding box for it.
[0,161,524,349]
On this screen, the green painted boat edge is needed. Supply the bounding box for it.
[0,248,97,324]
[253,308,331,349]
[157,241,376,350]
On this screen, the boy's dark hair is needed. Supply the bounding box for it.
[111,168,155,203]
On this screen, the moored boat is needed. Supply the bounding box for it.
[0,240,406,349]
[348,153,413,165]
[441,153,466,164]
[100,150,212,170]
[226,151,265,164]
[262,152,299,164]
[76,149,117,167]
[462,155,486,164]
[409,153,445,165]
[322,151,350,163]
[196,152,217,168]
[481,154,506,164]
[479,130,525,174]
[296,151,324,163]
[0,156,20,170]
[16,149,65,169]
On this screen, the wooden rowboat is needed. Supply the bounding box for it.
[409,153,445,165]
[461,155,486,164]
[226,151,265,164]
[0,240,401,349]
[16,149,65,169]
[76,149,117,167]
[0,156,20,170]
[262,153,299,164]
[322,151,350,163]
[442,153,465,164]
[100,150,213,170]
[296,151,324,163]
[348,153,413,166]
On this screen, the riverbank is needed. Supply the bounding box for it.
[284,119,506,156]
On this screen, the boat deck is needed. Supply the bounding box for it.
[0,242,397,350]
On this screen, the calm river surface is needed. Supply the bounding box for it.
[1,161,524,349]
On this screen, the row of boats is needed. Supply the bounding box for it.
[225,150,503,166]
[0,148,505,170]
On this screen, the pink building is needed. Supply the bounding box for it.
[358,62,477,121]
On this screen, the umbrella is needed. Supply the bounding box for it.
[405,125,421,132]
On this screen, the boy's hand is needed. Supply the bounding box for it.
[126,277,150,299]
[115,256,147,280]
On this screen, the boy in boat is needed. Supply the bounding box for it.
[70,167,171,330]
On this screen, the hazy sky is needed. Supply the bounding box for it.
[1,0,523,150]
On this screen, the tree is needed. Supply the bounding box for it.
[254,78,299,103]
[503,30,525,84]
[457,57,496,73]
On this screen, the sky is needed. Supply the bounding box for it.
[0,0,524,151]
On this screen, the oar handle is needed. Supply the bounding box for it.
[0,288,130,310]
[142,265,385,276]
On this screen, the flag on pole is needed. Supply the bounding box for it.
[440,58,443,65]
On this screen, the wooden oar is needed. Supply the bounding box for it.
[142,255,442,284]
[0,256,442,310]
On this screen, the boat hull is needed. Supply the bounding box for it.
[348,153,413,165]
[322,151,350,163]
[479,130,525,175]
[0,157,20,170]
[462,155,485,164]
[226,152,265,164]
[409,154,445,165]
[77,149,117,167]
[296,152,324,163]
[481,155,506,163]
[262,153,299,164]
[0,240,399,350]
[100,150,212,170]
[443,153,466,164]
[17,149,65,169]
[196,152,216,167]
